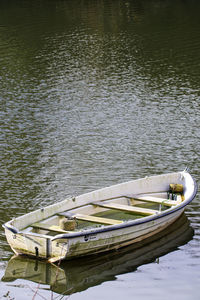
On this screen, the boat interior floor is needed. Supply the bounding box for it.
[25,192,182,236]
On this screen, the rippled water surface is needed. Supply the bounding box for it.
[0,0,200,299]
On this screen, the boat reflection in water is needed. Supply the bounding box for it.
[2,213,194,296]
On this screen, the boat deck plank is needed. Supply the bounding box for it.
[59,212,123,225]
[31,222,72,233]
[93,202,158,215]
[133,195,180,207]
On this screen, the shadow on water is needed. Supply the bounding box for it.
[2,213,194,296]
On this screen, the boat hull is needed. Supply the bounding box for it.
[59,209,184,260]
[4,208,184,262]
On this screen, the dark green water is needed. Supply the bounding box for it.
[0,0,200,299]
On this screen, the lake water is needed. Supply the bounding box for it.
[0,0,199,299]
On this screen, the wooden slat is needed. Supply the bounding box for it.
[133,196,179,207]
[31,222,71,233]
[93,202,158,216]
[59,212,123,225]
[75,213,123,225]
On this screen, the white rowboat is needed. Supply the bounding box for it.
[3,170,197,263]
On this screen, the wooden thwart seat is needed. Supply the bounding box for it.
[31,222,72,233]
[132,195,180,207]
[93,202,158,216]
[59,212,123,225]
